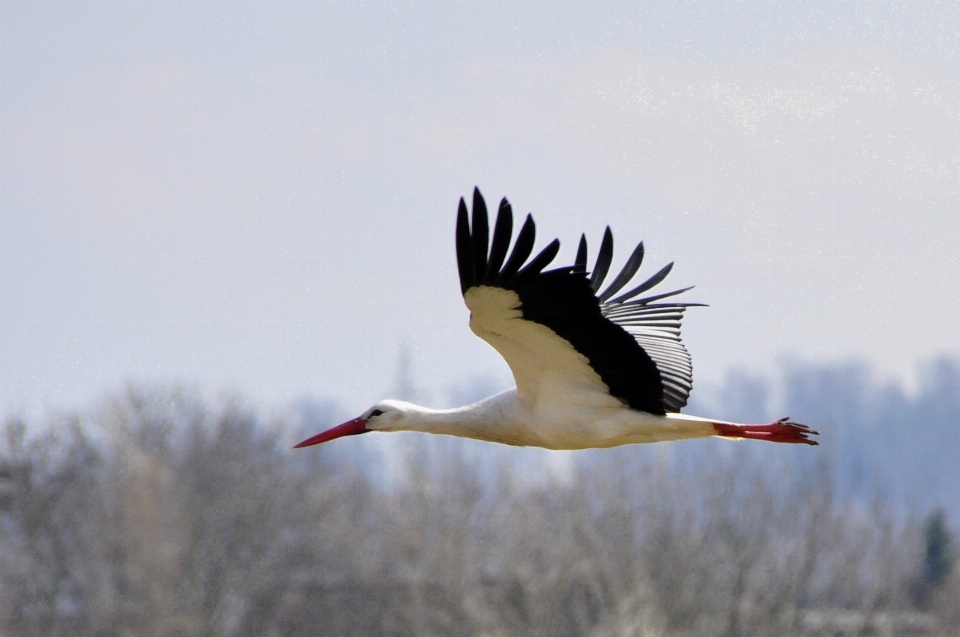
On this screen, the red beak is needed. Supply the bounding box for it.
[294,416,370,448]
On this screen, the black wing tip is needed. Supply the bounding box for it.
[500,213,537,280]
[458,189,550,289]
[517,237,561,278]
[458,190,704,307]
[581,224,702,307]
[472,189,490,284]
[597,240,645,302]
[486,198,514,278]
[589,227,614,292]
[472,188,487,215]
[456,197,472,294]
[630,285,696,306]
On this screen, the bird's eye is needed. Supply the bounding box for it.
[369,409,384,418]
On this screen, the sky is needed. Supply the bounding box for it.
[2,1,960,418]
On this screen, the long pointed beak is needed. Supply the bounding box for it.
[294,417,369,448]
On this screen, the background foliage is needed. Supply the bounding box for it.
[1,357,958,636]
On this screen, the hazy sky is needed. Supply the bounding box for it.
[3,1,960,417]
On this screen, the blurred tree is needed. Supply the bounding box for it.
[0,416,105,636]
[2,362,960,636]
[915,508,955,608]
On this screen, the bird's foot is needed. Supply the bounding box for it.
[713,417,819,446]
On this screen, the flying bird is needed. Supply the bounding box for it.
[295,189,817,450]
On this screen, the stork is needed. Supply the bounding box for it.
[295,189,817,450]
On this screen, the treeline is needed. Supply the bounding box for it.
[694,356,960,515]
[0,384,958,637]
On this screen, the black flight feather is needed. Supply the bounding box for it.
[575,235,588,273]
[456,198,472,294]
[500,214,536,280]
[589,227,614,293]
[486,199,513,278]
[471,188,489,284]
[609,262,674,304]
[598,241,645,302]
[628,285,696,306]
[518,239,561,279]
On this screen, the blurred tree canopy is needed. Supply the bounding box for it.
[1,365,958,636]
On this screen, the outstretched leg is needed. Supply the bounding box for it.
[713,417,819,446]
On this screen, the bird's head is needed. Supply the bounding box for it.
[293,400,409,448]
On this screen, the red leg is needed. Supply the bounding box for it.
[713,417,819,446]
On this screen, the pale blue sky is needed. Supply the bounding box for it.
[3,1,960,417]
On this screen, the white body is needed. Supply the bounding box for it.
[296,210,818,450]
[365,284,716,449]
[370,390,716,450]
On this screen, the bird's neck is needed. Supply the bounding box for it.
[388,391,520,443]
[401,405,487,436]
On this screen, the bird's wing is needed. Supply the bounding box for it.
[590,242,699,412]
[457,188,701,415]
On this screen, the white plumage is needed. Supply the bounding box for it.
[295,189,817,451]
